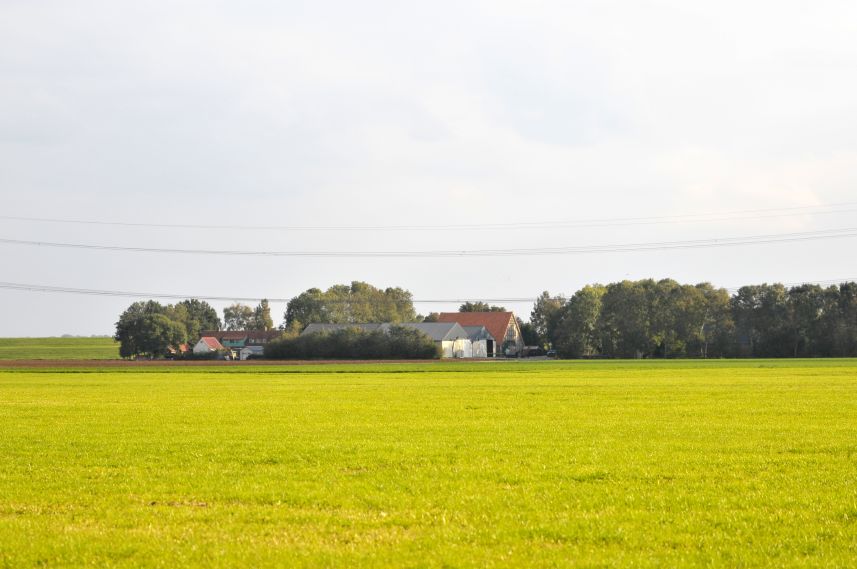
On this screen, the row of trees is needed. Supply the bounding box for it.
[115,299,272,358]
[264,326,440,360]
[530,280,857,358]
[116,279,857,359]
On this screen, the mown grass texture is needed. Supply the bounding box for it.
[0,337,119,360]
[0,360,855,567]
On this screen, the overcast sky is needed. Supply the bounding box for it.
[2,0,857,336]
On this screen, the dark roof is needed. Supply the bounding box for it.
[436,312,515,344]
[204,331,247,341]
[463,326,494,341]
[396,322,469,342]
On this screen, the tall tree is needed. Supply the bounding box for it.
[553,285,605,358]
[752,284,790,357]
[136,314,188,358]
[284,288,328,330]
[786,284,825,357]
[224,303,254,331]
[599,280,656,358]
[115,301,166,358]
[114,301,187,358]
[517,319,540,346]
[283,282,420,329]
[731,285,763,356]
[833,282,857,356]
[529,291,566,345]
[252,299,274,331]
[695,283,734,358]
[175,299,221,335]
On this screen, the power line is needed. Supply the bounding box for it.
[2,280,855,304]
[0,282,535,304]
[1,201,856,232]
[2,227,857,257]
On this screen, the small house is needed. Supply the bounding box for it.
[166,343,189,358]
[239,345,265,360]
[193,336,225,355]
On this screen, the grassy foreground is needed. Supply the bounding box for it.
[0,360,855,567]
[0,337,119,360]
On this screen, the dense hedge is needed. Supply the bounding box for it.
[264,326,440,360]
[179,350,228,361]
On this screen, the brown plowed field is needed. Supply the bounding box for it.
[0,359,491,368]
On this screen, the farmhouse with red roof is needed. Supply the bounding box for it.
[199,330,281,349]
[192,336,225,355]
[436,312,524,357]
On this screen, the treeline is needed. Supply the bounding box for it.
[115,298,273,358]
[265,326,439,360]
[531,280,857,358]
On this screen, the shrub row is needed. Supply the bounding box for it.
[264,326,440,359]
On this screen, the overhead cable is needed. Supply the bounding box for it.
[1,202,856,232]
[2,280,856,304]
[1,227,857,257]
[0,282,535,304]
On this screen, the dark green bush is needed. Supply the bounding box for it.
[264,326,440,360]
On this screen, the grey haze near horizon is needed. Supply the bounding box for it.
[2,0,857,336]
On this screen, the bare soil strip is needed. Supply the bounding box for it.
[0,359,492,368]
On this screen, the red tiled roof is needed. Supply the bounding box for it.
[199,337,225,350]
[436,312,515,345]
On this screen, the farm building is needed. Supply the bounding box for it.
[193,336,225,355]
[462,326,496,358]
[195,330,282,357]
[239,345,265,360]
[198,330,282,349]
[436,312,525,357]
[301,322,473,358]
[166,343,189,357]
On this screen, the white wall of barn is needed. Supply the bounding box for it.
[440,339,472,358]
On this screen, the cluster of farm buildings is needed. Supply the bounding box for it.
[189,312,526,359]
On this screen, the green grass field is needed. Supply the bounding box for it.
[0,337,119,360]
[0,360,855,567]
